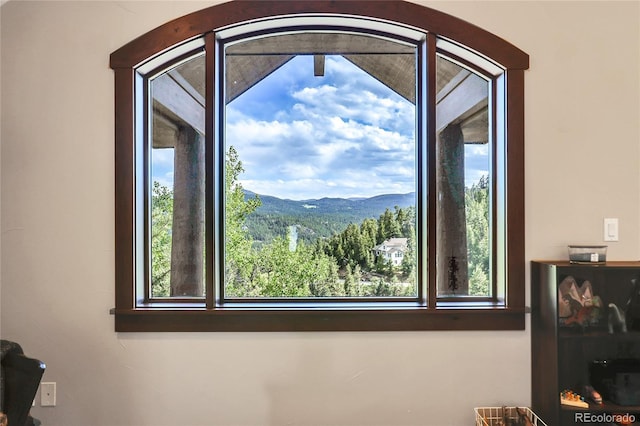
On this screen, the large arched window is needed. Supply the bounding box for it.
[111,1,528,331]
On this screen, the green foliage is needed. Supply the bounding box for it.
[150,181,173,297]
[243,193,415,245]
[343,264,354,296]
[225,146,262,241]
[149,148,489,299]
[227,234,343,298]
[224,146,262,296]
[377,208,401,242]
[220,147,344,298]
[351,264,364,296]
[323,206,415,273]
[401,229,415,276]
[466,175,490,296]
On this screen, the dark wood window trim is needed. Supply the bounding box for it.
[111,0,529,332]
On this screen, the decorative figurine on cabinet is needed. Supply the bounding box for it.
[625,277,640,331]
[558,276,603,329]
[607,303,627,333]
[608,277,640,333]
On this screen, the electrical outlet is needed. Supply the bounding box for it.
[40,382,56,406]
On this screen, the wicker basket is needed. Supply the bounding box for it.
[474,406,547,426]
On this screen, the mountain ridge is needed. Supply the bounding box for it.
[244,190,415,215]
[243,190,416,244]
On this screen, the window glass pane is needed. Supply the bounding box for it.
[149,53,206,298]
[435,55,490,297]
[223,32,418,298]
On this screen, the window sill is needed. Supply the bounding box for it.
[112,305,525,332]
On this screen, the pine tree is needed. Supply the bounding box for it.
[465,175,490,296]
[344,264,354,296]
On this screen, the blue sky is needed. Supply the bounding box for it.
[152,54,488,200]
[225,55,416,200]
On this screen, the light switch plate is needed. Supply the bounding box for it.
[604,218,619,242]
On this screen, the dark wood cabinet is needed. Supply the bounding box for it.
[531,261,640,426]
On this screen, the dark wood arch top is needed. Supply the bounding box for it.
[110,0,529,70]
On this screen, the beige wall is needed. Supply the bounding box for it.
[1,1,638,425]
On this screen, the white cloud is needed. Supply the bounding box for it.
[152,52,486,199]
[226,55,418,199]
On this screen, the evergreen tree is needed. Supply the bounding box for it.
[465,175,490,296]
[360,218,378,269]
[343,264,354,296]
[352,264,364,297]
[150,146,442,300]
[401,227,415,277]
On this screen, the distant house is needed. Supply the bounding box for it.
[372,237,408,266]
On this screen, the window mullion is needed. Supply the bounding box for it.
[205,31,216,309]
[490,77,499,301]
[425,32,437,309]
[143,74,152,304]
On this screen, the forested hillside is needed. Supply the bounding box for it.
[151,148,489,299]
[244,190,415,246]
